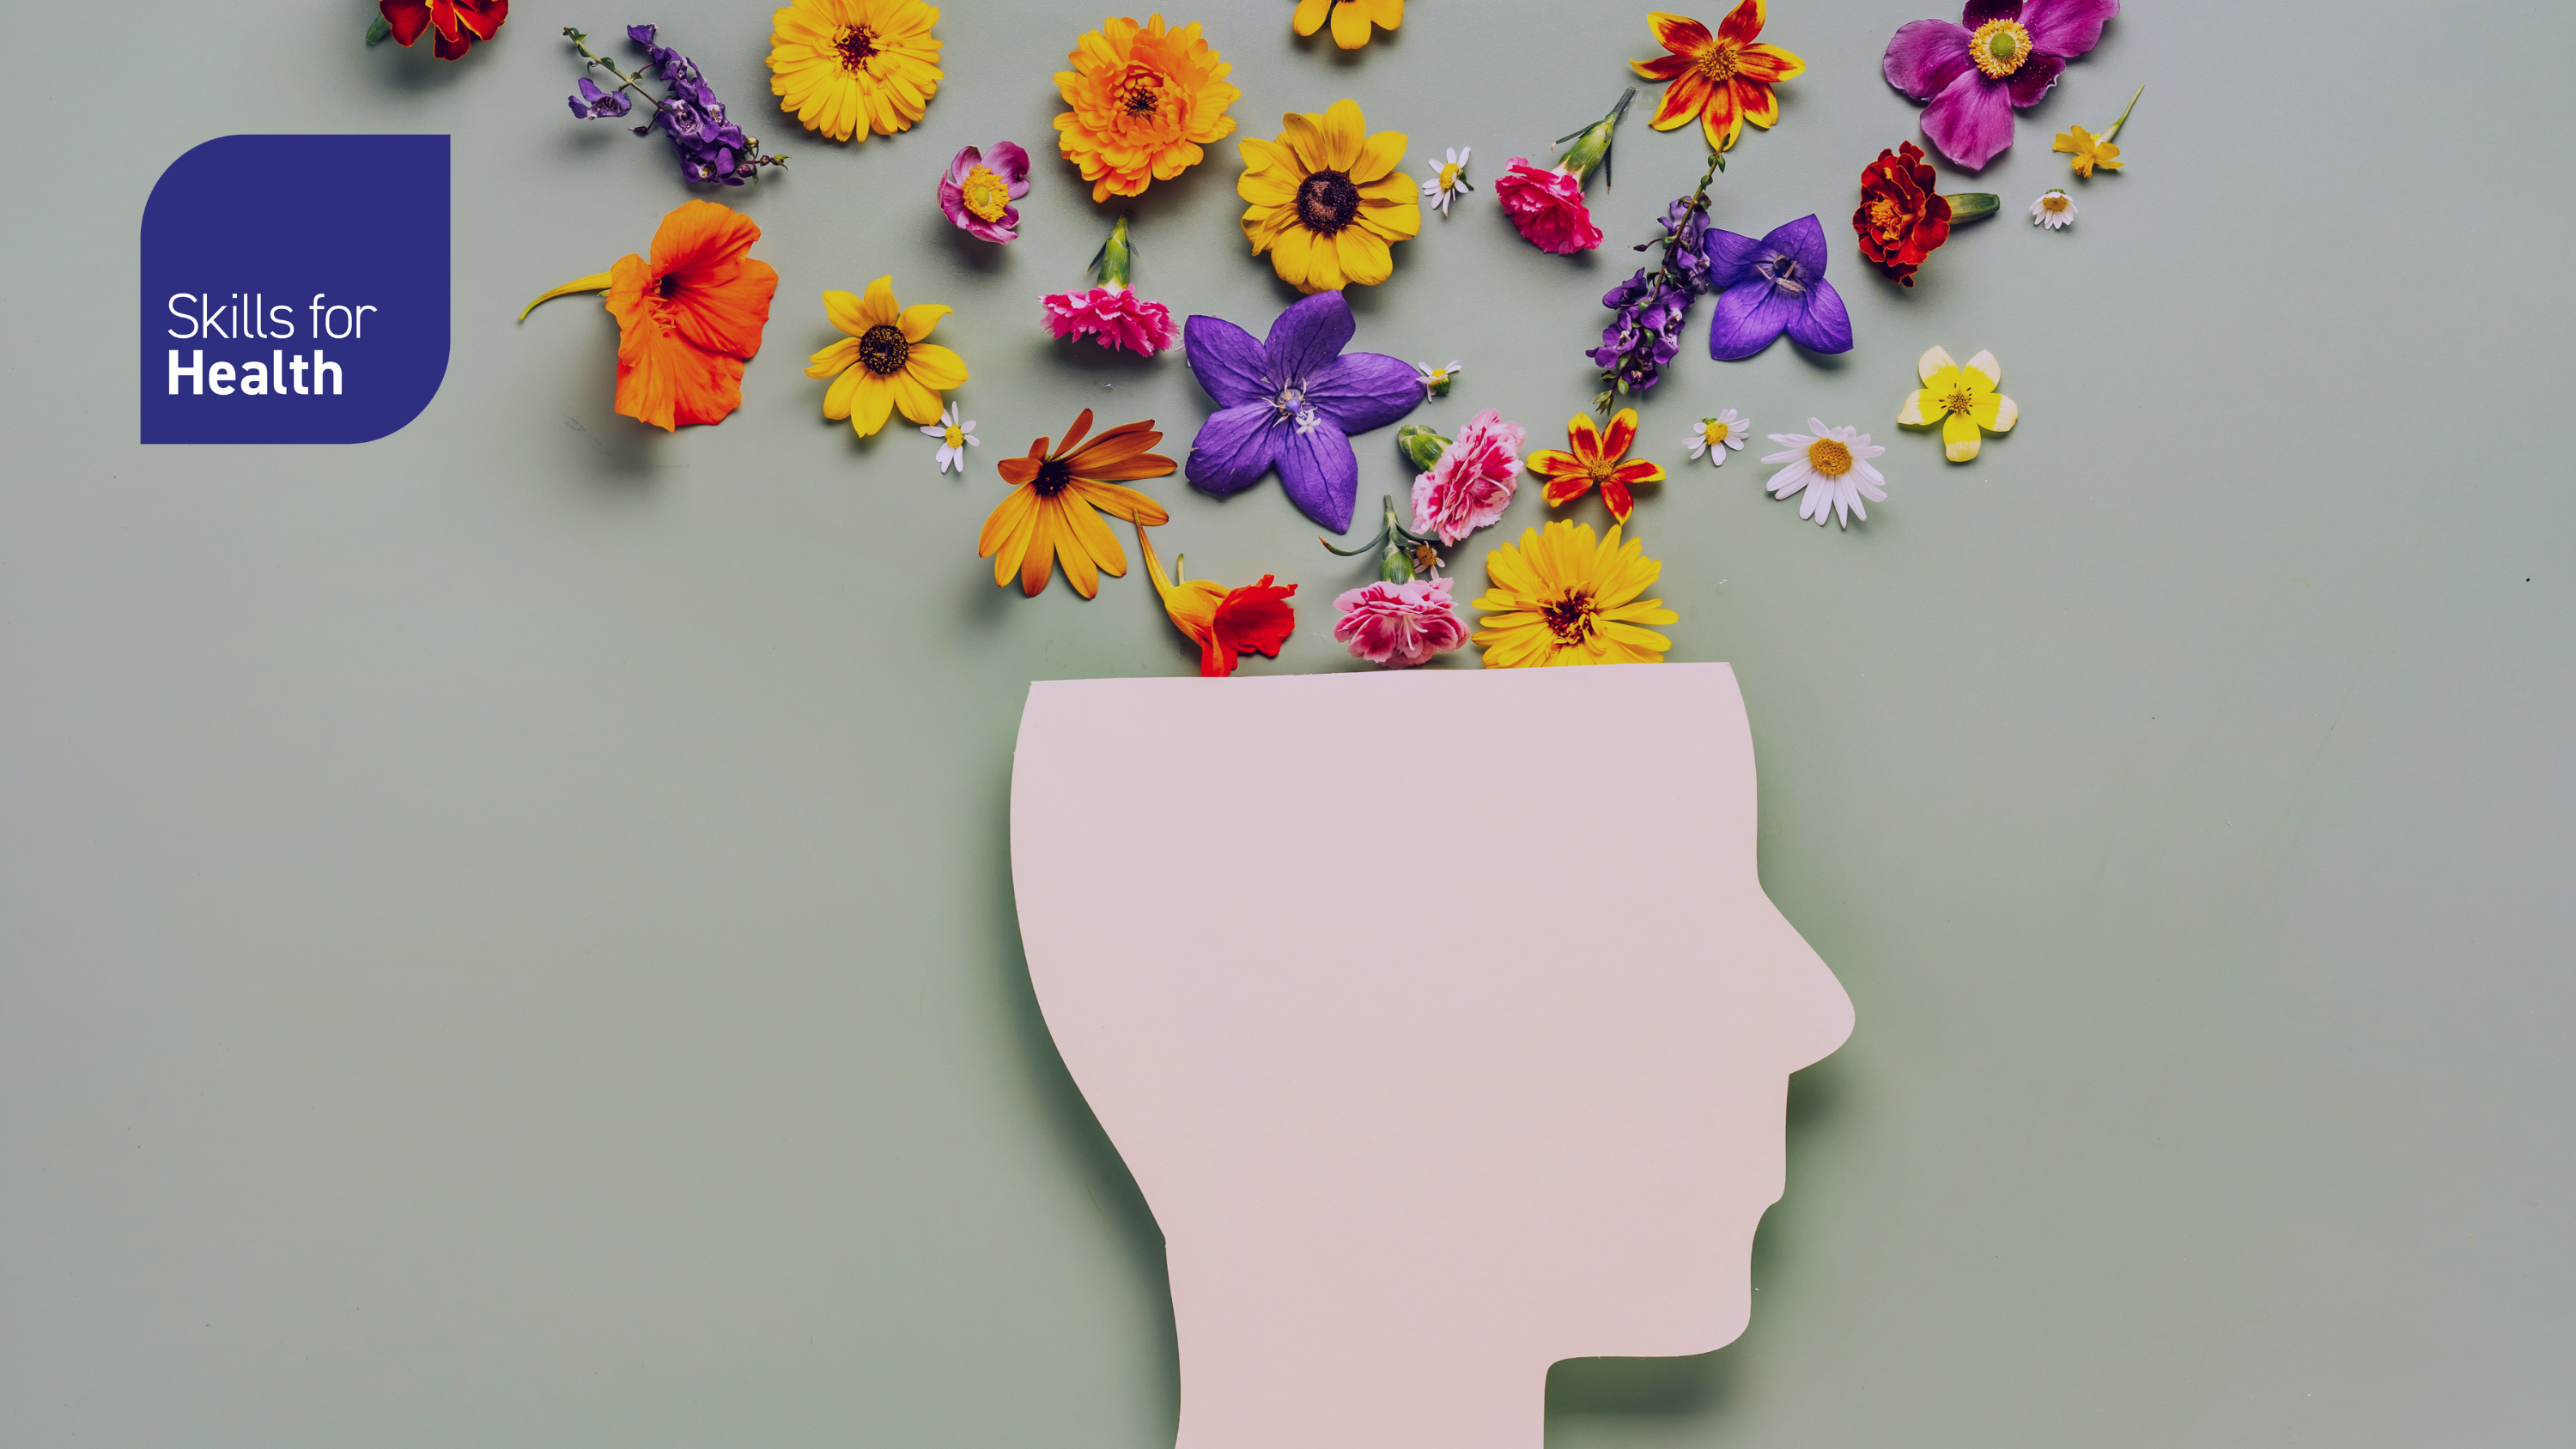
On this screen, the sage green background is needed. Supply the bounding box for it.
[4,0,2571,1444]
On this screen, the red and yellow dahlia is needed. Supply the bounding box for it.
[1631,3,1804,153]
[1527,409,1665,524]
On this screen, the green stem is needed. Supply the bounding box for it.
[1556,87,1635,187]
[1090,215,1136,289]
[1941,192,2002,222]
[564,27,662,107]
[2102,84,2144,143]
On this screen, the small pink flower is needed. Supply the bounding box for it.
[1410,409,1525,546]
[1332,578,1470,670]
[1492,159,1602,255]
[939,142,1033,245]
[1042,285,1179,356]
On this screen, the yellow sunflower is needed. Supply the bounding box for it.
[1238,99,1419,293]
[805,277,968,437]
[1472,519,1679,668]
[1053,15,1240,203]
[1292,0,1402,49]
[769,0,943,143]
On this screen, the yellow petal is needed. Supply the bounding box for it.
[1292,0,1331,38]
[1320,99,1366,169]
[1334,226,1394,288]
[979,485,1036,561]
[1279,111,1332,173]
[1349,129,1408,185]
[1941,411,1982,461]
[905,343,969,391]
[1921,367,1962,403]
[899,303,951,343]
[1917,345,1956,384]
[1898,389,1929,427]
[1978,391,2017,433]
[518,270,615,322]
[848,372,896,437]
[1965,350,2001,389]
[1330,0,1373,47]
[856,276,900,328]
[805,336,861,380]
[822,364,863,421]
[1268,225,1315,287]
[890,369,945,426]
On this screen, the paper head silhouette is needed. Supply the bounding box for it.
[1011,664,1852,1449]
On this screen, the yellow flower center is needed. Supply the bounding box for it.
[1694,39,1743,82]
[1704,420,1730,446]
[962,165,1012,221]
[1411,543,1440,573]
[1807,437,1854,477]
[1428,367,1450,384]
[1294,169,1362,235]
[2041,191,2072,213]
[858,323,910,377]
[835,23,880,74]
[1868,197,1902,229]
[1970,19,2031,78]
[1541,589,1601,648]
[942,424,965,447]
[1438,162,1461,191]
[1943,387,1978,415]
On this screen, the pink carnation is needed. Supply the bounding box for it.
[1410,408,1525,545]
[1042,285,1179,356]
[1332,578,1470,670]
[1492,159,1602,255]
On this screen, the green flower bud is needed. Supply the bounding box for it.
[1397,423,1451,472]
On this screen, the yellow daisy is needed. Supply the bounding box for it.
[1237,98,1419,294]
[1292,0,1403,49]
[806,276,968,437]
[1472,519,1679,668]
[769,0,943,143]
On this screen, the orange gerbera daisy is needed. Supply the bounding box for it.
[1527,409,1665,524]
[1138,524,1297,677]
[1053,14,1240,203]
[1631,3,1805,154]
[519,200,780,432]
[981,409,1176,598]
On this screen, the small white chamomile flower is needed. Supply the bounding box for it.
[921,402,978,473]
[2031,190,2075,229]
[1686,409,1749,464]
[1414,360,1461,397]
[1421,147,1473,216]
[1760,419,1888,528]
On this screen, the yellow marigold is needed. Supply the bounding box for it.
[1472,519,1678,668]
[1291,0,1402,49]
[769,0,943,143]
[1238,98,1419,294]
[1053,15,1240,203]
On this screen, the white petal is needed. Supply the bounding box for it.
[1770,462,1814,497]
[1856,459,1886,488]
[1808,418,1832,437]
[1917,346,1956,384]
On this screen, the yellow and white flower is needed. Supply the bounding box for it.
[1421,146,1473,215]
[2030,189,2075,229]
[1760,418,1887,528]
[1898,347,2016,462]
[1414,359,1461,397]
[1686,409,1748,464]
[920,401,977,472]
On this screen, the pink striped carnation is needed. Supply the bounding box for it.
[1042,285,1179,356]
[1332,577,1470,670]
[1409,408,1526,546]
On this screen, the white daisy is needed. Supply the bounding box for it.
[1686,409,1749,464]
[1759,418,1888,528]
[2030,190,2075,229]
[1414,359,1461,398]
[920,402,977,473]
[1420,147,1473,216]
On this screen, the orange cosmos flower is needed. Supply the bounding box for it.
[519,200,780,432]
[1053,14,1240,203]
[981,409,1176,598]
[1631,3,1805,154]
[1138,524,1297,678]
[1526,409,1665,524]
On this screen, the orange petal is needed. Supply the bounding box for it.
[1524,448,1586,480]
[1700,81,1746,151]
[1646,10,1714,54]
[1542,473,1595,507]
[1735,77,1782,130]
[1601,475,1635,523]
[1649,70,1715,130]
[1609,458,1668,488]
[1716,0,1766,45]
[1631,52,1695,81]
[1735,41,1804,82]
[1600,409,1640,460]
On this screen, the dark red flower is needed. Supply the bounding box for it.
[380,0,509,61]
[1852,141,1953,287]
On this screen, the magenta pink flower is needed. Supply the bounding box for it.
[1410,409,1525,546]
[1493,160,1603,255]
[939,142,1032,244]
[1332,578,1469,669]
[1883,0,2119,170]
[1042,285,1179,356]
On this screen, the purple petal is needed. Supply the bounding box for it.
[1765,215,1829,282]
[1708,283,1799,362]
[1261,291,1356,385]
[946,145,981,185]
[1700,227,1771,290]
[2008,53,2066,106]
[1182,315,1273,409]
[1960,0,2021,26]
[1919,68,2015,169]
[1305,351,1423,434]
[1276,424,1360,533]
[1882,20,1973,100]
[986,140,1032,185]
[938,176,969,228]
[625,23,657,46]
[2020,0,2117,58]
[1185,404,1289,497]
[1785,280,1853,355]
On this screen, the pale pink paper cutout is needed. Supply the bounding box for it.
[1011,664,1853,1449]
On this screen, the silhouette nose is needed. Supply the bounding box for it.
[1763,902,1854,1069]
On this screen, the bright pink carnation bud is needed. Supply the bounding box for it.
[1493,159,1603,255]
[1410,408,1525,546]
[1332,577,1470,670]
[1042,285,1179,356]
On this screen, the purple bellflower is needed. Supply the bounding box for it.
[1182,291,1425,535]
[1702,215,1855,362]
[1884,0,2120,170]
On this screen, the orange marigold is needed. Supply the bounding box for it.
[1053,14,1240,203]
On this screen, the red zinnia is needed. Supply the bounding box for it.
[378,0,509,60]
[1853,141,1953,287]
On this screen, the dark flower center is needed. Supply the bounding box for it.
[1541,590,1600,647]
[1757,251,1807,295]
[1295,170,1362,235]
[656,273,683,299]
[1032,458,1073,498]
[836,24,879,71]
[858,323,910,377]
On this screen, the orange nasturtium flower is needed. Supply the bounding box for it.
[1139,524,1297,677]
[1053,14,1241,203]
[1291,0,1401,50]
[1526,409,1666,524]
[981,410,1176,598]
[519,200,780,432]
[1631,3,1806,154]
